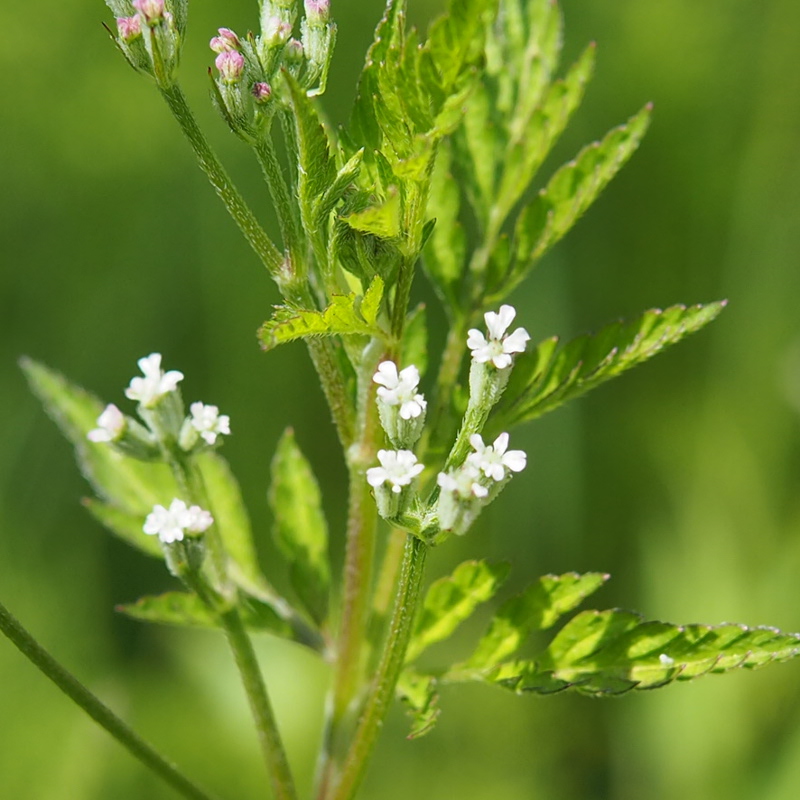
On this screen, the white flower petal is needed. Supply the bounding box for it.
[373,361,400,389]
[502,327,531,355]
[502,450,527,473]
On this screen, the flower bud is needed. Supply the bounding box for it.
[252,82,273,104]
[210,27,241,54]
[262,16,293,46]
[215,50,245,84]
[284,38,305,65]
[132,0,165,26]
[304,0,330,23]
[116,15,142,42]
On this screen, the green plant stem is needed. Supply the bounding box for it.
[219,609,298,800]
[325,535,428,800]
[158,84,285,279]
[0,600,219,800]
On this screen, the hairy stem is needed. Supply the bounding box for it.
[158,84,284,278]
[327,535,428,800]
[219,609,298,800]
[0,600,218,800]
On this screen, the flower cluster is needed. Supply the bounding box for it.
[467,305,530,369]
[366,450,424,494]
[143,499,214,544]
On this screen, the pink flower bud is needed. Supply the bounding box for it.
[132,0,165,24]
[116,15,142,42]
[215,50,245,84]
[252,82,272,103]
[285,38,304,63]
[263,16,293,45]
[304,0,330,22]
[210,27,241,54]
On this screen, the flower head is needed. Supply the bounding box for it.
[467,304,530,369]
[143,498,214,544]
[437,464,488,500]
[304,0,330,22]
[373,361,427,420]
[210,27,241,53]
[366,450,424,494]
[467,432,527,481]
[87,404,126,443]
[263,16,293,45]
[252,82,273,103]
[116,15,142,41]
[215,50,245,84]
[132,0,165,24]
[189,401,231,445]
[124,353,184,408]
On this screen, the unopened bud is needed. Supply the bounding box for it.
[132,0,165,25]
[252,82,273,103]
[215,50,245,84]
[263,15,293,45]
[210,27,241,54]
[116,15,142,42]
[284,38,305,64]
[304,0,330,23]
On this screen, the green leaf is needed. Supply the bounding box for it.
[407,560,510,662]
[117,592,293,637]
[195,451,267,596]
[503,105,651,297]
[465,572,609,670]
[342,187,401,239]
[315,148,365,229]
[396,669,441,739]
[268,429,331,625]
[284,72,336,234]
[486,611,800,696]
[20,357,177,519]
[493,301,726,429]
[82,498,162,558]
[401,303,429,378]
[258,276,386,351]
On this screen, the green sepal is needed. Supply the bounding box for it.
[268,428,331,625]
[396,668,441,739]
[485,611,800,696]
[258,276,386,350]
[464,572,609,670]
[493,301,726,430]
[20,357,178,523]
[406,559,510,662]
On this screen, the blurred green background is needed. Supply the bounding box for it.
[3,0,800,798]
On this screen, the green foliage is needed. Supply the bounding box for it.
[258,276,386,351]
[493,302,726,430]
[406,560,510,662]
[19,357,177,524]
[485,612,800,696]
[268,429,331,625]
[82,498,163,558]
[464,572,609,669]
[396,669,440,739]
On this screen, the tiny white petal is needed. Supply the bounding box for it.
[659,653,675,666]
[373,361,400,389]
[502,327,531,355]
[492,433,509,455]
[485,304,516,340]
[491,352,513,369]
[88,404,126,443]
[502,450,527,473]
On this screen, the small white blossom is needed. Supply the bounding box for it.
[124,353,184,408]
[143,498,214,544]
[189,402,231,445]
[373,361,427,420]
[437,465,489,500]
[467,432,527,481]
[87,404,126,443]
[366,450,424,494]
[467,304,530,369]
[659,653,675,666]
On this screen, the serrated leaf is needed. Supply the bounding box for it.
[315,148,365,229]
[493,301,726,429]
[258,276,386,351]
[83,498,162,558]
[486,611,800,696]
[284,72,336,235]
[407,560,510,662]
[20,357,177,520]
[396,669,441,739]
[195,451,268,596]
[268,429,330,625]
[343,188,401,239]
[117,591,293,638]
[465,572,609,670]
[504,105,651,297]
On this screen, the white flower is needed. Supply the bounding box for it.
[87,404,126,443]
[659,653,675,666]
[437,465,489,500]
[189,402,231,445]
[373,361,427,420]
[143,498,214,544]
[124,353,184,408]
[467,432,527,481]
[366,450,425,494]
[467,304,530,369]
